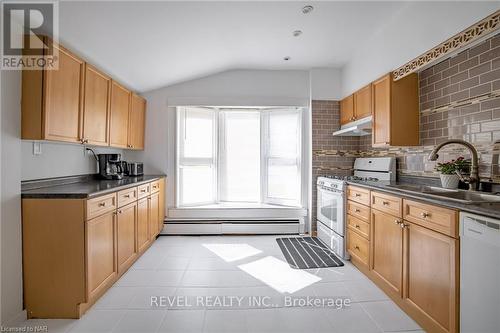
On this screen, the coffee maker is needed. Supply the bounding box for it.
[98,154,124,180]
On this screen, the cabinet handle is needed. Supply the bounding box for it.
[354,193,361,197]
[355,208,361,213]
[354,245,360,250]
[355,224,360,229]
[394,219,401,225]
[401,223,409,229]
[98,202,106,207]
[141,189,146,193]
[118,210,122,214]
[420,212,430,218]
[124,194,130,198]
[382,201,389,206]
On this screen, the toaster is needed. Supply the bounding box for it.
[128,162,144,176]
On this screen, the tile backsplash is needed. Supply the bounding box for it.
[313,32,500,184]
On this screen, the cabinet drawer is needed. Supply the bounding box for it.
[150,180,160,193]
[347,186,370,205]
[137,183,150,199]
[403,199,458,238]
[87,193,117,219]
[347,229,369,265]
[347,214,370,240]
[372,191,402,217]
[347,201,370,223]
[117,187,137,207]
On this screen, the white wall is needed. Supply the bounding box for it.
[1,70,23,325]
[310,68,342,100]
[153,69,311,107]
[341,1,500,97]
[21,142,123,181]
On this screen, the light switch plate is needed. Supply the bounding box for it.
[33,142,42,155]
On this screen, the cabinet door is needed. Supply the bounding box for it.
[371,209,403,295]
[86,211,117,300]
[117,202,137,274]
[372,74,391,146]
[149,192,159,239]
[128,94,146,150]
[158,179,165,234]
[43,42,84,143]
[82,65,111,146]
[340,94,354,125]
[404,222,458,333]
[109,81,130,148]
[354,84,372,120]
[137,197,150,252]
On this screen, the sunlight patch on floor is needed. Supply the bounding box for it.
[202,243,262,262]
[238,256,321,294]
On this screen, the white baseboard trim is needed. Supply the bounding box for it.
[162,221,300,235]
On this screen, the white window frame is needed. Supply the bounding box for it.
[176,107,218,207]
[176,106,303,208]
[261,108,302,207]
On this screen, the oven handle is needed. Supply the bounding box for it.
[318,186,344,196]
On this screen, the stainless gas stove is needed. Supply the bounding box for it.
[316,157,396,259]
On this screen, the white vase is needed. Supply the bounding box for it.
[440,174,460,189]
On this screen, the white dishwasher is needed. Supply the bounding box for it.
[460,212,500,333]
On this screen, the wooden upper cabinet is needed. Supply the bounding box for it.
[372,73,419,147]
[372,75,391,146]
[22,38,147,150]
[128,94,146,150]
[109,81,131,148]
[354,83,372,120]
[82,65,111,146]
[340,94,354,125]
[22,40,84,143]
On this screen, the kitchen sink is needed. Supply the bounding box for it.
[385,184,500,204]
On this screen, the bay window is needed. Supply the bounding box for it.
[176,107,303,207]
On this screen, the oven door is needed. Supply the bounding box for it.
[317,186,345,235]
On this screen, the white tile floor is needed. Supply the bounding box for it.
[14,235,423,333]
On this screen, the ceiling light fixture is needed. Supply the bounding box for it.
[283,56,291,61]
[293,30,302,37]
[302,5,313,14]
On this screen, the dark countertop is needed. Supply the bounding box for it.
[347,180,500,219]
[21,175,166,199]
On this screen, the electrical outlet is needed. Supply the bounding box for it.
[33,142,42,155]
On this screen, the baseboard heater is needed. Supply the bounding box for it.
[162,219,301,235]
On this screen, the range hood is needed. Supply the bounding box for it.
[332,116,372,136]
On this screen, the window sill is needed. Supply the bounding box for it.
[176,202,301,209]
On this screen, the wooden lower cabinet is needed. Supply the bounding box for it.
[22,177,166,319]
[404,222,459,333]
[371,209,403,295]
[137,197,150,252]
[158,178,166,234]
[86,211,117,300]
[149,192,159,239]
[347,190,459,333]
[117,202,138,274]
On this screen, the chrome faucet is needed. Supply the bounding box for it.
[428,139,479,191]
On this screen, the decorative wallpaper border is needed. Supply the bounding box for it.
[393,10,500,80]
